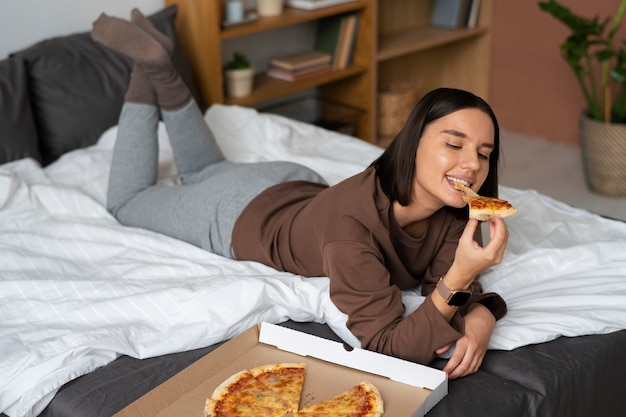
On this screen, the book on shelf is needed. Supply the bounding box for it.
[430,0,481,30]
[465,0,481,29]
[285,0,356,11]
[270,50,332,71]
[314,12,359,70]
[334,13,359,70]
[266,63,331,81]
[430,0,470,30]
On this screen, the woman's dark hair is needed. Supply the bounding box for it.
[371,87,501,207]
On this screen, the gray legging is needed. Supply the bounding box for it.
[107,100,326,258]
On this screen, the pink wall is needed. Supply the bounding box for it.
[490,0,625,145]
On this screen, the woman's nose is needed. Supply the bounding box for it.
[460,149,480,170]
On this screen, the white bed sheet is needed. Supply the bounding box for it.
[1,104,625,417]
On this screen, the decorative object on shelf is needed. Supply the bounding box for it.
[377,83,420,147]
[225,0,245,23]
[256,0,285,16]
[222,11,259,28]
[286,0,356,11]
[224,51,255,98]
[539,0,626,196]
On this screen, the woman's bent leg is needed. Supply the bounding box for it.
[161,100,226,183]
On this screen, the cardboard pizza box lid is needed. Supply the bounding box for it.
[260,322,446,390]
[114,322,448,417]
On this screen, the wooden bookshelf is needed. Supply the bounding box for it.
[166,0,493,145]
[166,0,376,142]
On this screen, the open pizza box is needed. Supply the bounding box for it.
[114,322,448,417]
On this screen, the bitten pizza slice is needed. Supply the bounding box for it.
[250,363,306,413]
[295,381,384,417]
[453,180,518,221]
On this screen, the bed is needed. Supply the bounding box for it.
[1,5,626,417]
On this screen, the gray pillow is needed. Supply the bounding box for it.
[11,5,201,165]
[0,56,42,164]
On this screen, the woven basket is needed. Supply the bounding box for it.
[579,113,626,196]
[377,84,419,145]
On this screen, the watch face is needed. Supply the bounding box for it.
[449,291,471,306]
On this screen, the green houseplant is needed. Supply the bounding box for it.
[224,51,254,98]
[539,0,626,196]
[538,0,626,123]
[225,51,252,70]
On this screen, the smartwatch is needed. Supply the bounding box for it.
[436,277,472,306]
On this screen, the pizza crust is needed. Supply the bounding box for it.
[467,203,518,221]
[453,181,518,221]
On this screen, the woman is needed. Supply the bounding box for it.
[91,10,508,379]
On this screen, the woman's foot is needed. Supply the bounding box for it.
[91,12,190,110]
[91,13,170,70]
[130,8,175,57]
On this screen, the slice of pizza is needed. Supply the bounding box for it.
[295,381,384,417]
[453,180,518,221]
[250,363,306,413]
[204,369,290,417]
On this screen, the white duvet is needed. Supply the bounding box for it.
[1,105,625,417]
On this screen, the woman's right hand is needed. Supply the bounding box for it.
[448,217,509,288]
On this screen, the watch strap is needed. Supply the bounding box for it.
[436,277,471,306]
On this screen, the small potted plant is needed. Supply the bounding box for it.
[224,51,254,98]
[538,0,626,196]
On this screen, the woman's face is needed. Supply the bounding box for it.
[413,108,495,210]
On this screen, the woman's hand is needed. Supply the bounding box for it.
[447,217,509,288]
[437,303,496,379]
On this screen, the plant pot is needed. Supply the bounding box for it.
[225,67,254,98]
[256,0,284,16]
[579,112,626,196]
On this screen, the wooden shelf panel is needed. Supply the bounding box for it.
[225,65,367,106]
[221,2,367,39]
[377,25,488,62]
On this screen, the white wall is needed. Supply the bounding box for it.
[0,0,164,58]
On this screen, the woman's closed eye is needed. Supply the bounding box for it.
[446,143,490,160]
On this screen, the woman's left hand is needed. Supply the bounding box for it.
[436,303,496,379]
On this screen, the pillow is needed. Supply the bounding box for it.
[11,5,201,165]
[0,57,42,164]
